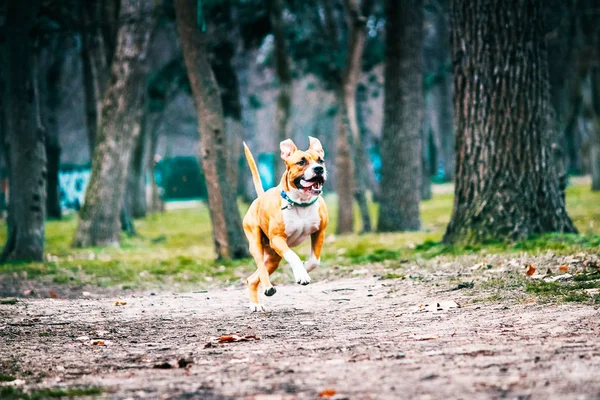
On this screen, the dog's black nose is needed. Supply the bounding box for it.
[314,166,324,175]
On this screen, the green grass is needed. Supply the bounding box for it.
[0,182,598,290]
[0,374,16,382]
[525,277,600,303]
[0,387,103,400]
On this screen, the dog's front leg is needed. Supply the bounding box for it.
[270,235,311,285]
[305,229,325,272]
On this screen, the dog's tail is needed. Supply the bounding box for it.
[243,142,264,197]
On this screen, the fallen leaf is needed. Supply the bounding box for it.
[216,334,260,343]
[178,358,193,368]
[416,300,460,312]
[525,265,536,277]
[91,340,105,346]
[115,301,127,306]
[559,265,569,273]
[544,274,573,283]
[413,334,439,341]
[49,291,57,298]
[153,362,173,369]
[318,389,337,398]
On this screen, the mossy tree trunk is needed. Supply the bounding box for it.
[73,0,156,248]
[443,0,577,244]
[174,0,249,260]
[1,0,47,263]
[377,0,423,232]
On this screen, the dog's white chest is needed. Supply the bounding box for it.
[282,202,321,247]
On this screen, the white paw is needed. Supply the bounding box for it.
[249,303,265,312]
[304,257,320,273]
[293,267,311,285]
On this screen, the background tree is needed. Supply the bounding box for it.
[80,0,119,156]
[313,0,373,234]
[425,0,454,182]
[377,0,423,232]
[1,0,47,262]
[269,0,293,181]
[577,0,600,191]
[443,0,577,244]
[174,0,249,260]
[73,0,157,247]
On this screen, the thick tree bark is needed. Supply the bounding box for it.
[73,0,156,248]
[269,0,293,182]
[174,0,249,260]
[377,0,423,232]
[443,0,576,244]
[1,0,47,262]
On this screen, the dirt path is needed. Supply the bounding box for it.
[1,270,600,400]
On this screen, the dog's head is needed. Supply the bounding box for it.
[280,136,327,196]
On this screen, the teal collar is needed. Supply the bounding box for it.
[281,190,318,209]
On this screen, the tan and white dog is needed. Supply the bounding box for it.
[242,137,329,311]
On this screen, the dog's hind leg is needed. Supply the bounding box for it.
[246,270,262,311]
[263,246,282,296]
[244,226,275,311]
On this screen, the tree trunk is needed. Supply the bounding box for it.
[125,111,149,219]
[343,0,372,234]
[73,0,156,248]
[269,0,293,182]
[334,97,356,234]
[443,0,577,244]
[146,112,163,213]
[44,53,62,220]
[591,69,600,191]
[80,0,118,156]
[174,0,249,260]
[377,0,423,232]
[434,72,454,181]
[1,0,47,263]
[421,128,433,201]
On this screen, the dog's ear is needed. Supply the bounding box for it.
[280,139,297,161]
[308,136,324,158]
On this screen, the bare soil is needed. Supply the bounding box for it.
[1,258,600,399]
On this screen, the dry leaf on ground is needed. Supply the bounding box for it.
[115,300,127,306]
[214,334,260,343]
[559,265,569,273]
[318,389,337,397]
[525,265,536,276]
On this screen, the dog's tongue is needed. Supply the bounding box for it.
[300,179,316,188]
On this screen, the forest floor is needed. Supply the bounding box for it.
[1,180,600,399]
[2,250,600,400]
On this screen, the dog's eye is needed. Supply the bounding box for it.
[317,158,324,164]
[296,159,306,166]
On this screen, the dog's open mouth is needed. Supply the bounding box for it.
[294,176,325,195]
